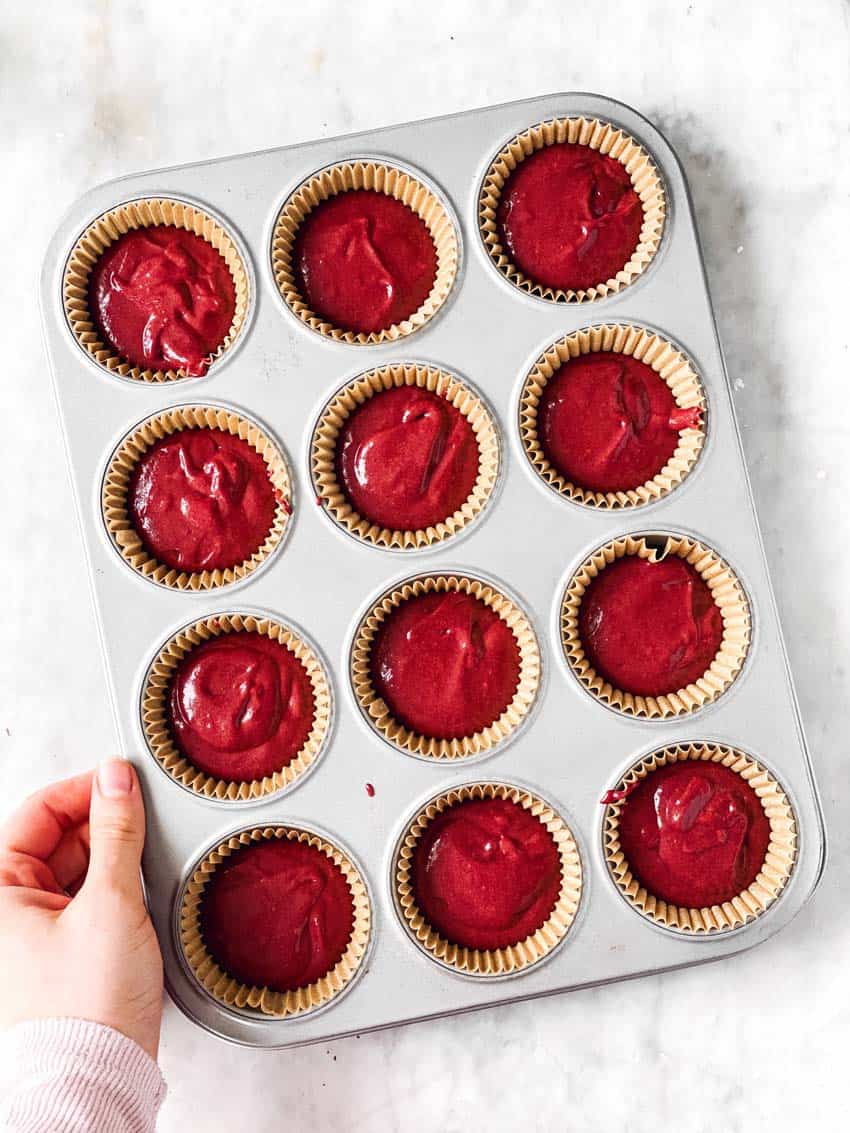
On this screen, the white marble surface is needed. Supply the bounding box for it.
[2,1,848,1129]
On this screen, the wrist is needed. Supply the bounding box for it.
[1,1017,166,1130]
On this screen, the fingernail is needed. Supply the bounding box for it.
[97,758,133,798]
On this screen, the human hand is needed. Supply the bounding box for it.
[0,760,164,1059]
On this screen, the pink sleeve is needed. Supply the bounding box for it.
[0,1018,166,1132]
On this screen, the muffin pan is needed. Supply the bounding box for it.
[40,92,826,1048]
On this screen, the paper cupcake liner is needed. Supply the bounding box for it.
[479,116,666,303]
[351,574,540,759]
[603,742,797,933]
[519,325,706,509]
[311,363,500,550]
[102,404,291,591]
[179,826,371,1018]
[561,534,751,718]
[63,197,250,382]
[141,613,331,800]
[395,782,582,975]
[271,160,459,344]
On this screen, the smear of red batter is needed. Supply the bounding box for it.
[600,780,641,806]
[616,761,770,907]
[497,143,643,292]
[168,632,315,783]
[200,840,354,991]
[411,797,562,950]
[127,428,277,573]
[294,190,437,334]
[335,386,479,531]
[89,226,236,375]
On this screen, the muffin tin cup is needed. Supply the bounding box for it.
[602,742,798,934]
[141,612,332,802]
[560,532,751,719]
[101,403,292,592]
[178,824,372,1019]
[478,116,666,303]
[394,781,583,976]
[63,196,251,383]
[350,573,541,760]
[519,324,706,509]
[311,362,500,551]
[271,159,459,344]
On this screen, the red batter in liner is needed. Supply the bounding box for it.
[127,428,277,574]
[168,632,315,783]
[370,591,521,740]
[293,190,437,334]
[335,386,479,531]
[538,352,702,493]
[200,839,354,992]
[89,226,236,376]
[411,797,562,950]
[578,555,723,697]
[616,760,771,908]
[497,143,643,292]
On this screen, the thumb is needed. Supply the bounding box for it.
[82,758,146,905]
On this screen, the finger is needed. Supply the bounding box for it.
[82,759,146,906]
[46,821,91,892]
[0,772,93,864]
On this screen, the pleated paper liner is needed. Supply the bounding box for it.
[102,404,292,591]
[602,742,797,934]
[311,363,500,551]
[478,116,665,303]
[351,574,540,760]
[141,613,331,801]
[63,197,250,382]
[394,782,582,975]
[519,325,706,509]
[179,826,371,1018]
[271,160,459,344]
[560,534,751,718]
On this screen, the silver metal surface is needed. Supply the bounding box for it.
[40,92,826,1048]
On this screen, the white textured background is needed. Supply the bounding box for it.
[2,2,848,1130]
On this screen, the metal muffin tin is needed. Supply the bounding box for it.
[40,92,826,1048]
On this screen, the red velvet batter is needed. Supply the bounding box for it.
[127,428,277,573]
[497,143,643,292]
[370,591,521,740]
[539,353,702,492]
[89,227,236,375]
[168,632,315,782]
[335,386,479,531]
[411,797,562,950]
[200,839,354,992]
[579,556,724,697]
[616,761,771,908]
[293,190,437,334]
